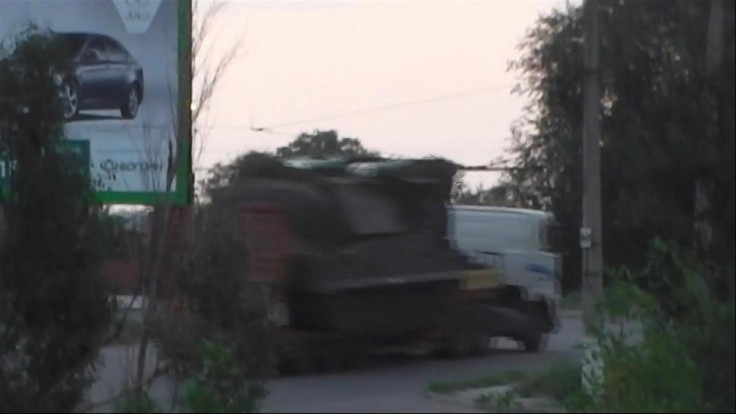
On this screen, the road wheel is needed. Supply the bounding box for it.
[276,343,320,376]
[277,353,313,376]
[469,335,491,356]
[517,333,547,353]
[313,348,342,373]
[436,335,481,358]
[121,84,140,119]
[62,81,79,120]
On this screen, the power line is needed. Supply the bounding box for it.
[462,166,524,172]
[90,85,514,135]
[204,84,515,132]
[261,85,514,129]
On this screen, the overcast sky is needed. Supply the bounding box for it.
[197,0,567,188]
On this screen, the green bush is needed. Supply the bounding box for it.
[179,339,267,413]
[153,299,272,412]
[427,370,526,395]
[517,360,581,401]
[569,240,735,413]
[1,28,113,412]
[475,389,523,413]
[154,162,276,412]
[115,394,163,414]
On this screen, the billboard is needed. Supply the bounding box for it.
[0,0,192,205]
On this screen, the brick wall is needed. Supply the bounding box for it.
[99,258,141,295]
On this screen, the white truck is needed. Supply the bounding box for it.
[447,205,562,349]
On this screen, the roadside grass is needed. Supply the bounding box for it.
[114,394,163,413]
[475,389,523,413]
[515,361,581,400]
[426,370,526,395]
[427,360,581,401]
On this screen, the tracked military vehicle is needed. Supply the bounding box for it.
[214,156,556,372]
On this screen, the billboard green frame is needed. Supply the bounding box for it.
[94,0,193,206]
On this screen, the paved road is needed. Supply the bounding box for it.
[87,311,583,413]
[262,312,583,413]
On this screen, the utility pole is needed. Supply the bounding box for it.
[694,0,724,255]
[0,119,7,246]
[581,0,603,328]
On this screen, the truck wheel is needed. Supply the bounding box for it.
[518,333,547,353]
[469,335,491,356]
[436,334,489,358]
[435,338,468,358]
[277,352,310,376]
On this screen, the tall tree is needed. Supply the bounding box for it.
[504,0,735,292]
[0,29,112,412]
[201,131,376,197]
[275,129,378,159]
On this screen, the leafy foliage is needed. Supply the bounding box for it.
[170,130,379,390]
[426,370,526,395]
[568,240,734,413]
[275,129,378,159]
[439,241,734,412]
[154,202,273,410]
[156,156,280,412]
[516,360,581,401]
[0,29,113,412]
[504,0,735,292]
[201,131,377,200]
[475,389,522,413]
[179,339,267,413]
[506,5,735,408]
[115,393,163,414]
[200,151,276,199]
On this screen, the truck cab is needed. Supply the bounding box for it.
[447,205,561,314]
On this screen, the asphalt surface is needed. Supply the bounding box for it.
[262,311,584,413]
[87,311,583,413]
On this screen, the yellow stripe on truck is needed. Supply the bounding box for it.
[460,269,501,291]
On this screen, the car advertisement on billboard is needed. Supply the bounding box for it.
[0,0,192,205]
